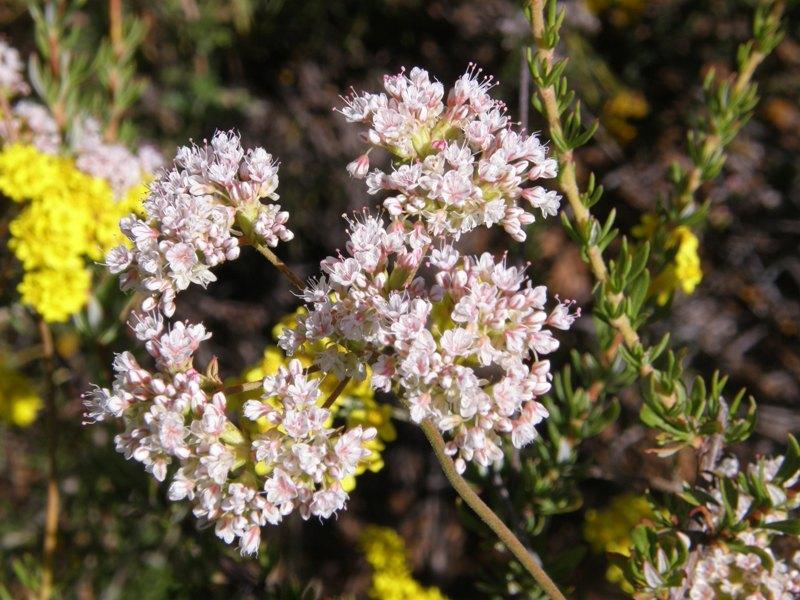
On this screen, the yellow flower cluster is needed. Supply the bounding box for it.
[360,526,448,600]
[584,494,654,590]
[603,88,649,144]
[634,214,703,305]
[587,0,645,26]
[241,310,396,492]
[0,364,43,427]
[0,144,147,322]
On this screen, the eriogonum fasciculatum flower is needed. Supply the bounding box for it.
[338,65,561,240]
[84,312,376,555]
[105,130,293,316]
[0,39,28,97]
[281,213,578,473]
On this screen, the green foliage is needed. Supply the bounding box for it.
[640,371,756,454]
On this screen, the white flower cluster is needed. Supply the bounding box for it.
[0,39,28,96]
[684,536,800,600]
[84,314,376,555]
[242,360,376,519]
[339,65,560,240]
[671,456,800,599]
[72,118,163,197]
[4,101,61,154]
[88,65,575,557]
[281,214,577,473]
[106,130,293,317]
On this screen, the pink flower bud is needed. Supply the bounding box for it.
[346,154,370,179]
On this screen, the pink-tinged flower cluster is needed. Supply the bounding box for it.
[338,65,560,240]
[72,118,163,197]
[661,456,800,599]
[281,214,577,473]
[106,130,293,316]
[242,360,377,520]
[0,39,28,97]
[683,536,800,600]
[9,101,61,154]
[84,314,375,555]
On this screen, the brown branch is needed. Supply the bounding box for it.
[37,319,59,600]
[253,243,305,292]
[321,377,349,409]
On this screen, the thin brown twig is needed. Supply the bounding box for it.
[254,243,305,291]
[529,0,784,377]
[528,0,641,357]
[321,377,349,409]
[220,380,264,396]
[37,319,59,600]
[105,0,125,140]
[674,0,785,212]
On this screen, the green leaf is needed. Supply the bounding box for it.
[763,519,800,536]
[775,435,800,484]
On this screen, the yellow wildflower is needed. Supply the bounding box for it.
[670,226,702,294]
[17,265,92,323]
[0,365,43,427]
[650,226,702,305]
[634,215,703,305]
[603,88,649,144]
[584,494,654,591]
[631,213,659,239]
[0,144,57,202]
[360,526,448,600]
[0,144,147,322]
[587,0,646,26]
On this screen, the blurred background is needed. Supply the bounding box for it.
[1,0,798,597]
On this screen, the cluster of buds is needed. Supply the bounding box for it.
[0,39,28,97]
[281,213,577,473]
[84,313,376,555]
[71,118,163,198]
[0,40,59,152]
[106,130,293,316]
[339,65,560,240]
[684,535,800,599]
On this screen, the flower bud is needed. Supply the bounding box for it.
[346,154,370,179]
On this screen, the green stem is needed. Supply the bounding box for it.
[420,420,567,600]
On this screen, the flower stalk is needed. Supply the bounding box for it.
[420,420,566,600]
[253,242,306,291]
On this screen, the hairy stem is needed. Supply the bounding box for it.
[254,242,306,291]
[38,319,59,600]
[420,420,567,600]
[528,0,641,354]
